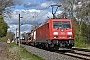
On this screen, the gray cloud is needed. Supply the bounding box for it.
[45,0,61,2]
[13,0,27,5]
[23,1,53,10]
[24,2,39,8]
[38,2,50,10]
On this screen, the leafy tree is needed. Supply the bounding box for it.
[7,31,15,40]
[81,22,87,37]
[0,0,14,15]
[76,0,90,44]
[86,24,90,44]
[0,0,15,37]
[0,15,9,37]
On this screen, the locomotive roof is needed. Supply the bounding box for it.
[47,18,72,23]
[49,18,71,20]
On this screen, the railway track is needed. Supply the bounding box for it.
[21,44,90,60]
[57,48,90,60]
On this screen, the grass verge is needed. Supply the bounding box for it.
[8,43,43,60]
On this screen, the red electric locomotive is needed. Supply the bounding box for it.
[35,18,74,50]
[29,5,74,50]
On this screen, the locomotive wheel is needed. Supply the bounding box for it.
[44,43,50,50]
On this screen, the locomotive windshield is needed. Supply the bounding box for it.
[53,21,71,28]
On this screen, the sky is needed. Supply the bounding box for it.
[4,0,62,37]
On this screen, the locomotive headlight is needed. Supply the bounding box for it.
[67,32,72,35]
[68,36,72,38]
[54,36,58,38]
[53,32,58,35]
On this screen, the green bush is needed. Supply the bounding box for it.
[0,36,8,42]
[74,34,86,48]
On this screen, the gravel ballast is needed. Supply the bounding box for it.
[21,44,82,60]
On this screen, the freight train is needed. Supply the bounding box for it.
[26,18,74,50]
[21,5,74,50]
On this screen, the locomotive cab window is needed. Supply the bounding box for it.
[53,21,71,28]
